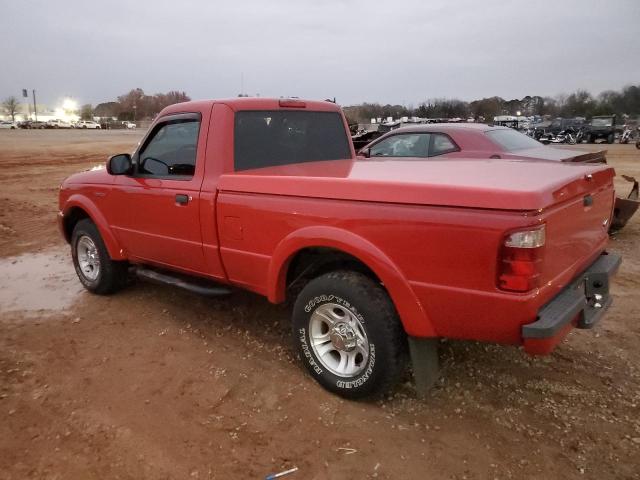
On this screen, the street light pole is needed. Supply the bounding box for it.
[32,89,37,122]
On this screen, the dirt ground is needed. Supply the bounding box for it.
[0,129,639,480]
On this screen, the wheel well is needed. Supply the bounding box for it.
[285,247,381,300]
[62,207,91,243]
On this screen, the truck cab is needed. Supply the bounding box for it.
[588,115,616,144]
[58,98,621,398]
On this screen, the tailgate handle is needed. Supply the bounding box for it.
[583,194,593,207]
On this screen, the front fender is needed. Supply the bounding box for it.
[63,194,126,260]
[267,226,436,337]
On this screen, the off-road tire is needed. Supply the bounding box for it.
[292,270,406,399]
[71,219,128,294]
[607,133,614,144]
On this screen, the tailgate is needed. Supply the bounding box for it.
[540,168,615,286]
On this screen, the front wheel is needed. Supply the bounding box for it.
[71,219,128,294]
[292,270,406,399]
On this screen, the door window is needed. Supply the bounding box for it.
[429,133,459,156]
[138,119,200,177]
[369,133,430,157]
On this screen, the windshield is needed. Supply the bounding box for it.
[591,118,613,127]
[485,128,542,151]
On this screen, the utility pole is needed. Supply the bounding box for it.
[32,89,37,122]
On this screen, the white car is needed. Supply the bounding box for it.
[47,119,72,129]
[0,120,17,129]
[122,121,137,129]
[77,120,101,129]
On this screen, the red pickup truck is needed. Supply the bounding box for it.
[58,98,621,398]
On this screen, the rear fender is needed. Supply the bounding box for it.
[63,194,126,260]
[267,226,436,337]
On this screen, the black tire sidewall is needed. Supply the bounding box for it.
[292,271,403,398]
[71,220,116,293]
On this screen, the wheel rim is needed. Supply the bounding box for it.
[309,303,369,377]
[76,235,100,281]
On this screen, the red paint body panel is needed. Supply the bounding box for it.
[220,158,613,211]
[58,99,619,354]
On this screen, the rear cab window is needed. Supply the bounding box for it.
[234,110,351,171]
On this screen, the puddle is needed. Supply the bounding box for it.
[0,248,84,317]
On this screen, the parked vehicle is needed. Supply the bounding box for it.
[76,120,101,129]
[359,123,639,231]
[0,120,17,129]
[19,120,47,129]
[587,115,616,144]
[549,130,577,145]
[99,120,135,130]
[58,98,621,398]
[46,119,73,129]
[620,128,633,144]
[351,129,382,150]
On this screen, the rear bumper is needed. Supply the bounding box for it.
[522,253,621,354]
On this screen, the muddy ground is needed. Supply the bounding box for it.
[0,129,639,480]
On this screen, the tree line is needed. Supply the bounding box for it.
[4,84,640,124]
[91,89,191,121]
[0,88,191,122]
[343,84,640,124]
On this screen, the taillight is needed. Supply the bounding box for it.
[498,225,545,292]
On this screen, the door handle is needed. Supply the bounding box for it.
[175,194,189,205]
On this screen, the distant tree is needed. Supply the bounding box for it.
[115,88,191,120]
[417,98,469,119]
[79,104,93,120]
[94,101,120,118]
[150,90,190,114]
[117,88,148,120]
[2,96,19,121]
[469,96,504,121]
[561,90,594,117]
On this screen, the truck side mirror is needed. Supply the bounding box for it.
[107,153,132,175]
[359,147,371,158]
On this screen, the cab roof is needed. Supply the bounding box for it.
[384,123,507,134]
[161,97,342,115]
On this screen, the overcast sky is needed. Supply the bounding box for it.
[1,0,638,108]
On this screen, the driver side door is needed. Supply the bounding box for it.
[110,113,207,274]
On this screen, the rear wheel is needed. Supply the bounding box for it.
[607,133,614,144]
[292,270,406,399]
[71,219,128,294]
